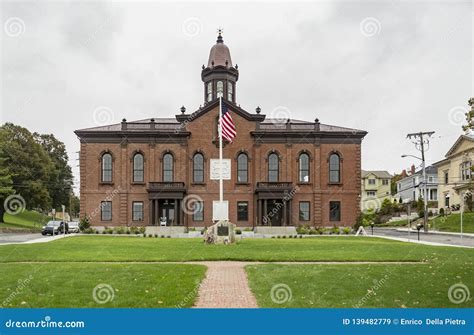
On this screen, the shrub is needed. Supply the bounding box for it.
[139,227,146,234]
[148,234,153,238]
[126,230,130,235]
[83,228,93,234]
[102,230,106,234]
[107,229,113,234]
[439,208,445,216]
[154,234,158,238]
[342,227,351,235]
[299,235,303,238]
[142,233,146,237]
[330,226,340,234]
[161,235,165,238]
[243,227,253,231]
[289,235,293,238]
[282,235,286,239]
[296,225,310,235]
[167,235,171,238]
[418,209,425,219]
[95,229,99,234]
[79,216,91,232]
[235,229,242,235]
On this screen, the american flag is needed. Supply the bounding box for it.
[220,99,236,142]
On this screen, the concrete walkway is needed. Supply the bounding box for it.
[193,261,258,308]
[0,233,75,246]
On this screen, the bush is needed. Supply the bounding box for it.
[154,234,158,238]
[330,226,340,234]
[296,225,310,235]
[139,227,146,234]
[282,235,286,239]
[126,230,130,235]
[161,235,165,238]
[439,208,445,216]
[83,228,93,234]
[79,216,91,232]
[102,230,106,234]
[342,227,351,235]
[235,229,242,235]
[148,234,153,238]
[418,209,425,219]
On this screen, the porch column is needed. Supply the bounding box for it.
[154,199,159,226]
[263,200,268,226]
[173,199,178,226]
[179,200,184,226]
[283,200,287,226]
[287,201,292,226]
[256,199,261,227]
[149,199,154,225]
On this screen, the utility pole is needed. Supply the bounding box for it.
[406,131,434,232]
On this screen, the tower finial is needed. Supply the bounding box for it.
[216,27,223,43]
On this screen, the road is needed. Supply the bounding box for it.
[372,227,474,248]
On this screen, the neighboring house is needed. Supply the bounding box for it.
[360,170,392,211]
[395,166,438,203]
[74,33,367,228]
[433,133,474,211]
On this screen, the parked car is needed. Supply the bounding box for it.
[68,221,80,233]
[41,221,69,235]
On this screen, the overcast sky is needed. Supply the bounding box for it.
[1,0,472,191]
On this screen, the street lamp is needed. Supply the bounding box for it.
[401,154,429,232]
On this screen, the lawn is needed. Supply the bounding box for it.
[0,263,205,308]
[1,210,51,232]
[430,213,474,233]
[0,235,455,262]
[0,236,472,308]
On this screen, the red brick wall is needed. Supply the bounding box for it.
[79,106,362,227]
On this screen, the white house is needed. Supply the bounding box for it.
[395,166,438,203]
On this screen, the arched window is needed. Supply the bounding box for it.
[299,153,310,182]
[329,153,341,183]
[162,153,173,182]
[207,82,212,102]
[216,81,223,98]
[193,153,204,183]
[101,153,112,182]
[227,82,233,101]
[237,153,248,183]
[268,153,279,182]
[133,153,144,182]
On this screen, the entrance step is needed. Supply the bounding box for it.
[145,226,186,235]
[254,226,297,235]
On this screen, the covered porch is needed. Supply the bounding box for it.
[255,182,294,226]
[147,182,186,226]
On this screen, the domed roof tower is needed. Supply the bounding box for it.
[201,30,239,104]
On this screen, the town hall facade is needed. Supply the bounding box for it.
[75,33,367,229]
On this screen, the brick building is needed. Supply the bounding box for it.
[75,33,367,229]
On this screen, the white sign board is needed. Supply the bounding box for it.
[212,201,229,221]
[210,159,231,180]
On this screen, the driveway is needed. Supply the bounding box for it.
[372,227,474,248]
[0,233,71,245]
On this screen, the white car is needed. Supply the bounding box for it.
[68,221,80,233]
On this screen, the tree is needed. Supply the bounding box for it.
[462,98,474,132]
[33,133,73,209]
[0,156,14,223]
[0,123,54,211]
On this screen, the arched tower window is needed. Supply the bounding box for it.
[227,82,233,101]
[133,153,144,182]
[299,153,310,182]
[162,153,173,182]
[329,153,341,183]
[268,153,279,182]
[207,82,213,102]
[193,153,204,183]
[216,81,224,98]
[101,153,113,182]
[237,153,248,183]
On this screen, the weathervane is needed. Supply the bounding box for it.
[217,27,223,36]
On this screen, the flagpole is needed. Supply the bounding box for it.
[219,97,223,204]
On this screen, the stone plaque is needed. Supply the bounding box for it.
[210,159,231,180]
[217,226,229,236]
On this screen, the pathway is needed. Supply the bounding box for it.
[193,261,258,308]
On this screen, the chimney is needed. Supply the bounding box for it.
[410,164,416,175]
[401,169,407,177]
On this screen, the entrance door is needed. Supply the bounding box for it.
[159,200,175,226]
[266,200,284,226]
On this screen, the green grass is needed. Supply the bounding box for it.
[0,235,456,262]
[430,213,474,233]
[0,263,205,308]
[0,236,472,308]
[1,210,50,231]
[246,260,473,308]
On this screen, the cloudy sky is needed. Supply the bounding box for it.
[1,0,472,191]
